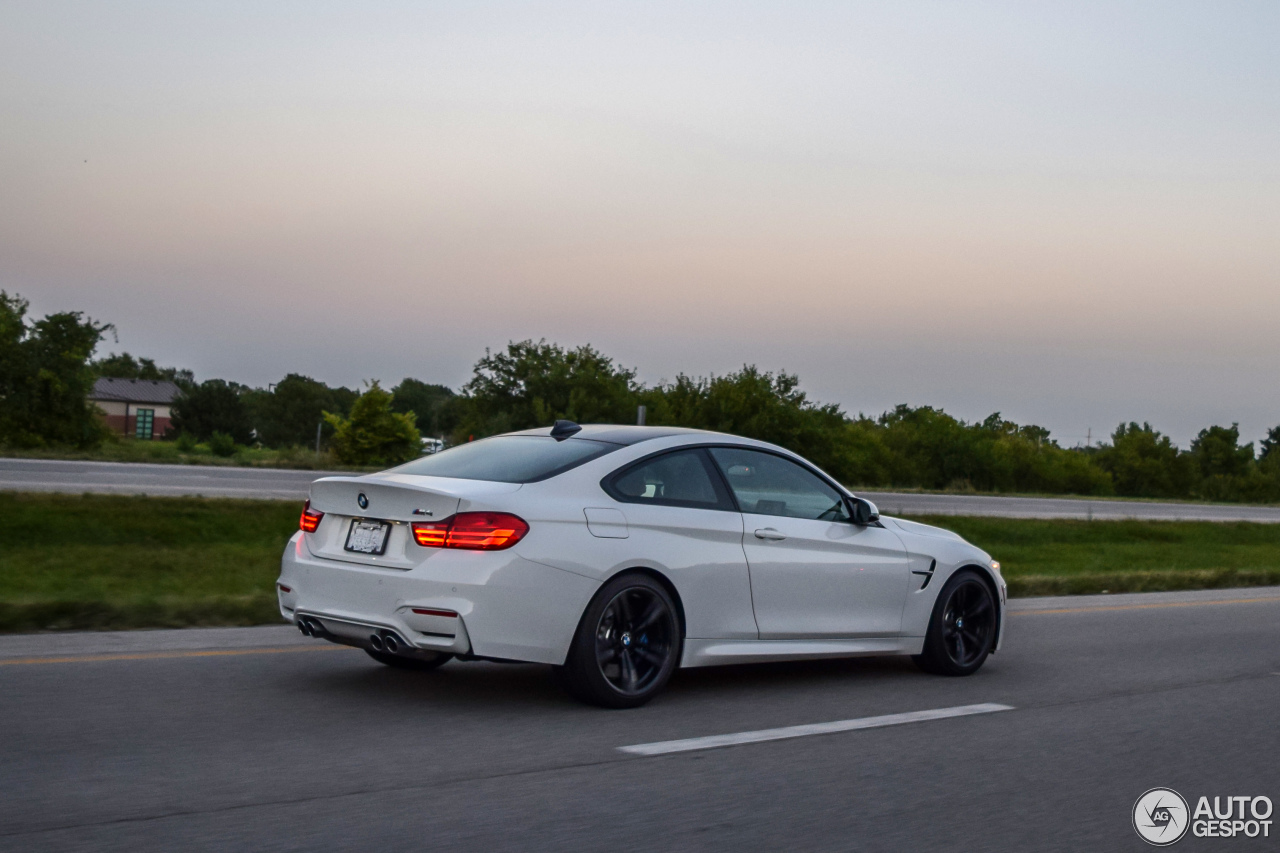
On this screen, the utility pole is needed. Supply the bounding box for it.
[315,421,323,456]
[1086,427,1091,448]
[637,405,646,426]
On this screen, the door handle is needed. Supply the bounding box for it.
[754,528,786,541]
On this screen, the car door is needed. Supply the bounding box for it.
[601,447,759,640]
[707,447,910,639]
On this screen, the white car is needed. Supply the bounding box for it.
[278,422,1007,707]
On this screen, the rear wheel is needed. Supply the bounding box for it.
[365,649,453,671]
[560,573,682,708]
[914,570,997,676]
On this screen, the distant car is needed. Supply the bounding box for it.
[420,437,445,455]
[279,422,1006,707]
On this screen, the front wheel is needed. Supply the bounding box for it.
[914,570,997,676]
[560,573,682,708]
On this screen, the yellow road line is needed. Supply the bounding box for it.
[0,645,347,667]
[1014,596,1280,616]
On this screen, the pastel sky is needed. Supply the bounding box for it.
[3,1,1278,447]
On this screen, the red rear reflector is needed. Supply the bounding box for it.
[411,608,458,618]
[299,500,324,533]
[277,584,292,593]
[411,512,529,551]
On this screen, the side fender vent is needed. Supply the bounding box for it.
[912,558,937,590]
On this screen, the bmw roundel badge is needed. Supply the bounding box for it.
[357,492,369,510]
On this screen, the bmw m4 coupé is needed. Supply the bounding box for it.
[279,422,1006,707]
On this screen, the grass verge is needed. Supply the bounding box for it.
[910,515,1280,597]
[0,492,296,632]
[1,494,1277,632]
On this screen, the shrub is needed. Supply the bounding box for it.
[208,432,237,457]
[324,381,421,467]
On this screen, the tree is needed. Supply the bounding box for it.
[390,378,455,438]
[249,374,355,448]
[1190,424,1253,478]
[1094,423,1194,498]
[1256,425,1280,463]
[452,340,640,439]
[91,352,193,387]
[170,379,253,444]
[0,291,112,448]
[1189,423,1255,501]
[325,381,421,466]
[647,366,848,479]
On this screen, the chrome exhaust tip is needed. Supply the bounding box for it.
[369,634,384,652]
[383,634,400,654]
[297,620,311,637]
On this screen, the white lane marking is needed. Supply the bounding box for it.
[618,702,1014,756]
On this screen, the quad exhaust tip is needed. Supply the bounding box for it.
[369,634,384,652]
[383,634,400,654]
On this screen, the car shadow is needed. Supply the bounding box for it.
[665,655,925,698]
[286,647,942,713]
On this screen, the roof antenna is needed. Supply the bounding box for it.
[550,420,582,441]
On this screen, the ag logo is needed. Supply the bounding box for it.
[1133,788,1190,846]
[357,493,369,510]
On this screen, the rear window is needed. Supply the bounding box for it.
[389,436,618,483]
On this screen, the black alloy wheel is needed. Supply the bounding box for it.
[914,570,997,676]
[559,573,682,708]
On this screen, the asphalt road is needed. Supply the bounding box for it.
[1,587,1277,852]
[5,457,1280,521]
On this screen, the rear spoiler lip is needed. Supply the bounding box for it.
[306,474,522,521]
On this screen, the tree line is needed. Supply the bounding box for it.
[2,292,1278,501]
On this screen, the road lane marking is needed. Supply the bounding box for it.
[617,703,1014,756]
[1013,596,1280,616]
[0,645,346,666]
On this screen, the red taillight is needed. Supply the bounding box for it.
[299,500,324,533]
[411,512,529,551]
[411,520,450,547]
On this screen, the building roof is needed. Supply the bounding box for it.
[89,377,181,404]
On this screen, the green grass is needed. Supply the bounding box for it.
[1,494,1277,632]
[911,515,1280,596]
[0,492,298,632]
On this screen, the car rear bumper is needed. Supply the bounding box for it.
[276,532,599,665]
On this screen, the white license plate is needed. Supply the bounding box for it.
[344,520,391,555]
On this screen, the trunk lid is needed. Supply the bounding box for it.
[305,474,522,569]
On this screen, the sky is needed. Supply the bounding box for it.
[2,1,1278,448]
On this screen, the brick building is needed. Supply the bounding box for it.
[88,378,181,439]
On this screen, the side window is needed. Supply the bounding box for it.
[708,447,850,522]
[604,449,732,510]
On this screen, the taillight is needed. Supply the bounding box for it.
[411,512,529,551]
[299,500,324,533]
[411,520,449,547]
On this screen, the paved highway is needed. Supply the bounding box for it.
[0,458,338,500]
[4,457,1280,521]
[1,587,1277,851]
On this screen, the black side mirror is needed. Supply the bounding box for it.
[849,497,880,525]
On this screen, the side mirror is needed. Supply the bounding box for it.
[849,497,879,525]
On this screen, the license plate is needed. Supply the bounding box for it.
[344,519,392,555]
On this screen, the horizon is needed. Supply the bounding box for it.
[5,2,1278,447]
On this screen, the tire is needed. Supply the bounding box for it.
[365,649,453,671]
[913,569,997,676]
[560,573,683,708]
